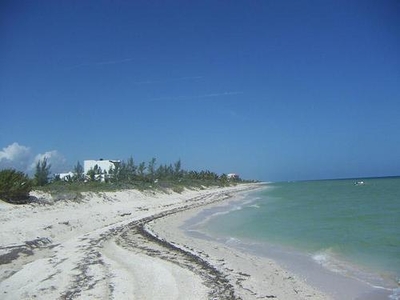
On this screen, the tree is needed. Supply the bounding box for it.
[109,162,121,182]
[114,157,136,183]
[219,173,229,185]
[174,159,182,178]
[137,162,146,180]
[87,164,102,181]
[147,157,157,182]
[73,161,84,182]
[156,164,173,180]
[34,158,51,186]
[0,169,32,204]
[125,157,137,181]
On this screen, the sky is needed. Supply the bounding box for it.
[1,0,399,182]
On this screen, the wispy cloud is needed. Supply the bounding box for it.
[133,76,203,85]
[65,58,134,70]
[150,91,243,102]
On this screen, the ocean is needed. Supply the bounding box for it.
[187,178,400,299]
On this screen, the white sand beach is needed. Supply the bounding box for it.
[0,185,330,299]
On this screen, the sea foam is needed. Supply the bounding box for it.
[312,248,398,298]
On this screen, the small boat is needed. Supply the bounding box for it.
[354,181,365,186]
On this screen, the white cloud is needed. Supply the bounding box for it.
[0,143,67,175]
[0,142,32,171]
[30,150,67,174]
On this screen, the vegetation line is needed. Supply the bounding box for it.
[0,157,256,204]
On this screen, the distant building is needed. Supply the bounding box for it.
[84,159,121,182]
[55,171,75,181]
[227,173,240,180]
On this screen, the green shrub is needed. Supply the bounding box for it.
[172,185,184,194]
[0,169,32,204]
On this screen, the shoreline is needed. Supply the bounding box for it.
[147,187,396,300]
[0,183,338,299]
[146,187,331,299]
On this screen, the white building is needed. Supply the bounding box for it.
[84,159,121,181]
[56,171,75,181]
[227,173,240,180]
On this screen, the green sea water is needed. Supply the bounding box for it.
[198,177,400,298]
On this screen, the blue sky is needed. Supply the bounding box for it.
[1,0,399,182]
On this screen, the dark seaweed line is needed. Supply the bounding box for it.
[136,224,238,300]
[63,186,256,299]
[60,191,238,299]
[117,191,244,299]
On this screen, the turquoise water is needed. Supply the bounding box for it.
[199,178,400,298]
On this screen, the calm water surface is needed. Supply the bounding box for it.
[194,178,400,299]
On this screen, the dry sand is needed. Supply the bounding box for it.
[0,184,331,299]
